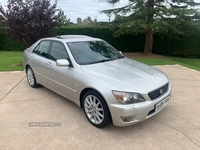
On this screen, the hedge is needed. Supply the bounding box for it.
[1,26,200,58]
[0,28,23,51]
[153,33,200,58]
[54,27,145,52]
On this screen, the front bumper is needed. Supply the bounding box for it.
[108,84,172,127]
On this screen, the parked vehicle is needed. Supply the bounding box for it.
[23,35,171,128]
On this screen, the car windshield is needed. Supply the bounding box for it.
[67,40,125,65]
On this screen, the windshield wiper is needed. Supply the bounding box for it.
[117,55,125,59]
[88,58,112,64]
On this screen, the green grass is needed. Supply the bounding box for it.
[134,57,200,71]
[0,51,23,71]
[0,51,199,72]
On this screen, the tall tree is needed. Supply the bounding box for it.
[102,0,200,54]
[86,16,94,23]
[56,10,70,26]
[0,0,62,48]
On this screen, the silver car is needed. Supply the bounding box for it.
[23,35,172,128]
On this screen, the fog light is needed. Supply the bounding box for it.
[121,116,135,122]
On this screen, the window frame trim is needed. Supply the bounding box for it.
[32,40,52,59]
[48,40,74,68]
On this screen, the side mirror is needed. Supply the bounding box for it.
[119,51,123,55]
[56,59,70,66]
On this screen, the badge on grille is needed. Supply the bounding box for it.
[159,89,164,95]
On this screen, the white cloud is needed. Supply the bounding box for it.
[56,0,129,23]
[2,0,199,23]
[0,0,129,23]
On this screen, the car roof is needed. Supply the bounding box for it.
[42,35,102,42]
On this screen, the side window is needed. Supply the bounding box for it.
[33,40,51,58]
[49,41,69,61]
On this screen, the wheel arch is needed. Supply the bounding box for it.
[80,88,108,109]
[25,64,31,72]
[80,87,113,127]
[80,88,95,108]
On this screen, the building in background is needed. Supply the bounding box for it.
[77,17,82,26]
[76,17,97,26]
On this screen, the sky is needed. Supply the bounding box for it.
[56,0,129,23]
[1,0,200,23]
[0,0,129,23]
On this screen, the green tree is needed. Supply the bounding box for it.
[86,16,94,23]
[57,10,71,26]
[0,0,62,48]
[102,0,200,54]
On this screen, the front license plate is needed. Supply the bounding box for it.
[155,97,170,112]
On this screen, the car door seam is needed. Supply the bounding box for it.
[46,76,76,92]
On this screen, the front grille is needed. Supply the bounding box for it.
[148,83,169,100]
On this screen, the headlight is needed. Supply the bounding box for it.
[112,91,146,104]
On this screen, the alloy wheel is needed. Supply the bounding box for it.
[84,95,104,125]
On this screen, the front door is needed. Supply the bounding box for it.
[45,41,74,99]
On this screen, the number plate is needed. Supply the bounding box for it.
[155,97,170,112]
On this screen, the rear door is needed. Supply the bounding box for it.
[30,40,51,85]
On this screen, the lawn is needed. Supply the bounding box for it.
[0,51,200,72]
[0,51,23,71]
[133,57,200,71]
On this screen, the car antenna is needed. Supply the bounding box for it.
[57,35,63,39]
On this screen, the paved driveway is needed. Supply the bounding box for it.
[0,65,200,150]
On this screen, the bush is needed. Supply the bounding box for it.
[0,29,22,51]
[153,34,200,58]
[1,26,200,58]
[54,26,145,52]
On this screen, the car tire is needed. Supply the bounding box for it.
[26,66,39,88]
[83,90,112,128]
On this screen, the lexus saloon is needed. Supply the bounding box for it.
[23,35,172,128]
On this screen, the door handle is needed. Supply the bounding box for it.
[46,62,52,67]
[30,56,34,60]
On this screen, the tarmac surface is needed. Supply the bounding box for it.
[0,65,200,150]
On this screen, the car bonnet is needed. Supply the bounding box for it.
[80,58,169,94]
